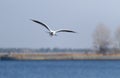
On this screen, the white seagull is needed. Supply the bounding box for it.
[31,19,76,36]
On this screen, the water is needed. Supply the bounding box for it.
[0,60,120,78]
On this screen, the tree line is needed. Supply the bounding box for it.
[0,48,92,53]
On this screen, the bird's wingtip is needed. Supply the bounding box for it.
[72,31,77,33]
[74,31,77,33]
[30,19,34,21]
[74,31,78,33]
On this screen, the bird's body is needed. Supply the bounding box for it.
[31,19,76,36]
[49,31,56,36]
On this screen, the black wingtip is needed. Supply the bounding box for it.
[30,19,39,23]
[70,31,76,33]
[74,31,78,33]
[74,32,77,33]
[30,19,35,22]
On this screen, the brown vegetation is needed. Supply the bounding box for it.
[1,52,120,60]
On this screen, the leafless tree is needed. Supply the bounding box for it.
[93,24,111,54]
[115,26,120,50]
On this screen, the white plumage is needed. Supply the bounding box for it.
[31,19,76,36]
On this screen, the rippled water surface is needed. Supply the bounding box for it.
[0,60,120,78]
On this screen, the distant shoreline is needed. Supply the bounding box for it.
[1,52,120,60]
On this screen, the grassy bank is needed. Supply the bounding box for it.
[1,52,120,60]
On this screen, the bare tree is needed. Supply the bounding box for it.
[93,24,111,54]
[115,26,120,50]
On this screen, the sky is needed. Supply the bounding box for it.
[0,0,120,49]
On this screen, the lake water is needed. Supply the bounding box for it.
[0,60,120,78]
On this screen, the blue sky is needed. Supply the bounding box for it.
[0,0,120,48]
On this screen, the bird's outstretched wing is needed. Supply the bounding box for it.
[31,19,51,31]
[56,29,76,33]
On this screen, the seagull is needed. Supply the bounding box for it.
[31,19,76,36]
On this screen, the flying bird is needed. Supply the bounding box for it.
[31,19,76,36]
